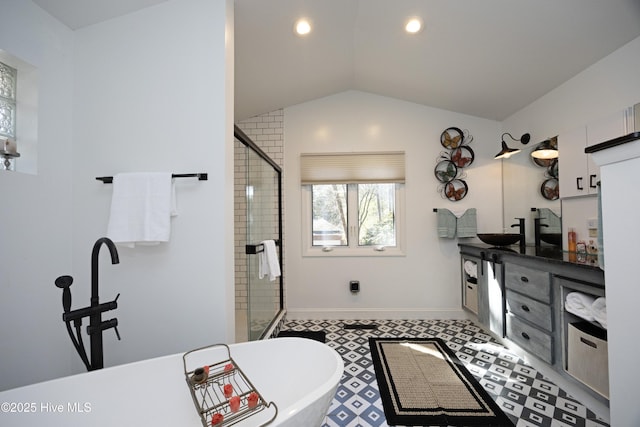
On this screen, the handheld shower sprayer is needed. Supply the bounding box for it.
[55,275,73,313]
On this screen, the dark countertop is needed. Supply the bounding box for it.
[458,243,603,273]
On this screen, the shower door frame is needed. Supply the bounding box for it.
[234,125,284,340]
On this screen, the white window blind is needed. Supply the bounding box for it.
[300,151,405,185]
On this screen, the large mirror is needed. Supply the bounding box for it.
[502,137,561,247]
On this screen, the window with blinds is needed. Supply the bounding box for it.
[300,151,405,257]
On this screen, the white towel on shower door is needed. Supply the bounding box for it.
[258,240,281,281]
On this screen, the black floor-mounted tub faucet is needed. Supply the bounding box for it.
[55,237,121,371]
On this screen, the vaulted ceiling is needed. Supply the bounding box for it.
[33,0,640,121]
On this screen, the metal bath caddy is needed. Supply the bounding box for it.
[183,344,277,427]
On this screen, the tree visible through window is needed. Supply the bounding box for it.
[312,184,347,246]
[358,183,396,246]
[312,183,396,248]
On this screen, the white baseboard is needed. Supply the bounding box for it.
[285,308,470,320]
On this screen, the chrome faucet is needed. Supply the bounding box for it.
[55,237,121,371]
[511,218,526,252]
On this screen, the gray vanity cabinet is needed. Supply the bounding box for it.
[504,262,554,364]
[460,250,504,338]
[459,243,608,403]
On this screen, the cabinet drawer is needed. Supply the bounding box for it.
[464,282,478,314]
[505,263,551,303]
[506,290,553,332]
[506,314,554,364]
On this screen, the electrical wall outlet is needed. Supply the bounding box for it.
[587,218,598,238]
[350,280,360,293]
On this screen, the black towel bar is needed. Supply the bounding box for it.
[246,240,280,255]
[96,173,208,183]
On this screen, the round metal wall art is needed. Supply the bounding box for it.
[440,127,464,149]
[444,179,468,201]
[434,159,458,183]
[532,138,559,199]
[451,146,474,168]
[435,127,473,201]
[541,178,559,200]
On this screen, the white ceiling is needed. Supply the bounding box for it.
[33,0,640,121]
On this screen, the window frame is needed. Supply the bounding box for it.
[302,182,405,257]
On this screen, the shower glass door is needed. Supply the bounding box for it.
[246,147,281,340]
[234,127,282,342]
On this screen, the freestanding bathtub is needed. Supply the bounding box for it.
[0,337,343,427]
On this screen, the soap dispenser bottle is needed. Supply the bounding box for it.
[568,228,577,261]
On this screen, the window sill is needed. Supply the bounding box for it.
[302,246,405,257]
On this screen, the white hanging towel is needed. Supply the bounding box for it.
[106,172,177,248]
[258,240,281,281]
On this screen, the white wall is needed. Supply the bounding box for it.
[0,0,234,391]
[284,90,502,319]
[0,0,75,390]
[71,0,234,369]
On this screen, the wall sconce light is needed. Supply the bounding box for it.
[495,132,531,160]
[1,138,20,171]
[531,137,558,160]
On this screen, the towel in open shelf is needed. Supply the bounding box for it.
[565,292,596,322]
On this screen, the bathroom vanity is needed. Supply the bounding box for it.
[459,243,608,403]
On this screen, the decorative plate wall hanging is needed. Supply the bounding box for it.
[541,178,559,200]
[532,136,559,199]
[435,127,474,201]
[444,179,468,201]
[434,159,458,183]
[440,127,464,149]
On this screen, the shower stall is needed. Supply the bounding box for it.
[234,126,283,341]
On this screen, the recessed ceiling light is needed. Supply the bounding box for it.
[294,18,312,36]
[405,17,423,34]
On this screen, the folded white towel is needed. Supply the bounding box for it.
[565,292,596,322]
[463,260,477,279]
[592,297,607,329]
[258,240,281,281]
[106,172,176,248]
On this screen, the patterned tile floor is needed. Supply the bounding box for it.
[279,318,609,427]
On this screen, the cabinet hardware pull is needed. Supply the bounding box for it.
[521,332,530,340]
[580,337,598,348]
[521,305,530,312]
[576,177,583,190]
[589,174,597,188]
[520,276,529,283]
[467,285,473,290]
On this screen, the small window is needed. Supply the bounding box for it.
[357,183,396,247]
[301,151,405,256]
[0,50,39,174]
[312,184,348,246]
[304,182,404,256]
[0,60,17,139]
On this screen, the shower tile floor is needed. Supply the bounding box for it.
[279,318,609,427]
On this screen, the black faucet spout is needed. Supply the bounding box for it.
[511,218,526,252]
[91,237,119,305]
[89,237,120,370]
